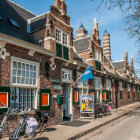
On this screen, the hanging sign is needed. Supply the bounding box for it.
[81,95,94,113]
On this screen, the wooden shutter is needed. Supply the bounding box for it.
[63,46,69,60]
[56,43,62,58]
[39,89,51,110]
[73,88,79,105]
[0,87,10,115]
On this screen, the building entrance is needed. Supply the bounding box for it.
[62,84,71,121]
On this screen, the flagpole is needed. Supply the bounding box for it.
[72,65,90,87]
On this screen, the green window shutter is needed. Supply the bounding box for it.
[0,87,10,115]
[95,60,98,70]
[88,89,94,95]
[94,90,97,104]
[39,89,51,110]
[56,43,62,58]
[63,46,69,60]
[73,88,79,105]
[98,62,101,71]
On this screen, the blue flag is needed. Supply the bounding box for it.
[81,66,94,82]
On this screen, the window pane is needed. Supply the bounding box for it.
[30,65,33,71]
[13,61,17,68]
[22,63,25,70]
[18,62,21,69]
[26,64,29,71]
[12,76,16,83]
[12,69,17,76]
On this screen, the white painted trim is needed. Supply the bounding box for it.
[61,68,72,83]
[50,13,73,29]
[0,33,55,57]
[10,56,40,88]
[112,60,124,63]
[86,58,94,61]
[103,37,109,39]
[103,44,110,46]
[78,48,90,53]
[103,40,110,43]
[39,37,55,42]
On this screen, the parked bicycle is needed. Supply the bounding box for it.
[0,103,49,140]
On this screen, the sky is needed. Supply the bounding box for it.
[12,0,139,66]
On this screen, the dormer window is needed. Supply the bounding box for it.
[0,16,3,22]
[8,18,20,29]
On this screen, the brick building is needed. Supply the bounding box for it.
[0,0,140,138]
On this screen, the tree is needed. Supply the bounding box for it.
[91,0,140,43]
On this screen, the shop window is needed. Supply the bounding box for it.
[94,77,101,90]
[77,72,88,95]
[11,57,39,87]
[10,88,35,111]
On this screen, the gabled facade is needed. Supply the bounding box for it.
[0,0,140,139]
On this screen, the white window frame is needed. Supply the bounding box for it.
[11,56,39,88]
[55,27,68,47]
[77,72,88,95]
[119,82,123,91]
[127,84,130,91]
[95,49,101,62]
[94,76,101,90]
[61,68,72,83]
[106,79,111,90]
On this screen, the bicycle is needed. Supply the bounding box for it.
[0,103,49,140]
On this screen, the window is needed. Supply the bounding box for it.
[106,79,111,90]
[95,49,101,62]
[119,82,123,90]
[56,29,61,42]
[10,88,35,111]
[61,68,72,83]
[55,28,69,60]
[63,33,68,46]
[119,82,123,100]
[8,18,20,29]
[0,16,3,21]
[77,72,88,95]
[94,77,101,89]
[11,57,39,87]
[127,84,130,99]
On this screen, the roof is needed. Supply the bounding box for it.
[73,36,90,52]
[112,61,125,69]
[0,0,40,46]
[79,23,86,30]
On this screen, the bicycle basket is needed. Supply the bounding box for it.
[25,117,38,135]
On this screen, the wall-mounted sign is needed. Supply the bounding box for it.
[81,95,94,113]
[53,85,61,90]
[51,78,61,84]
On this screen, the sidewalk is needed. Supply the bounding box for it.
[34,102,140,140]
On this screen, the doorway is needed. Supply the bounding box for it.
[62,84,71,121]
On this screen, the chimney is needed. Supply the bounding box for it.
[76,23,88,39]
[103,30,111,60]
[92,18,99,39]
[55,0,67,15]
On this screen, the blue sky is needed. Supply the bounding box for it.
[12,0,138,66]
